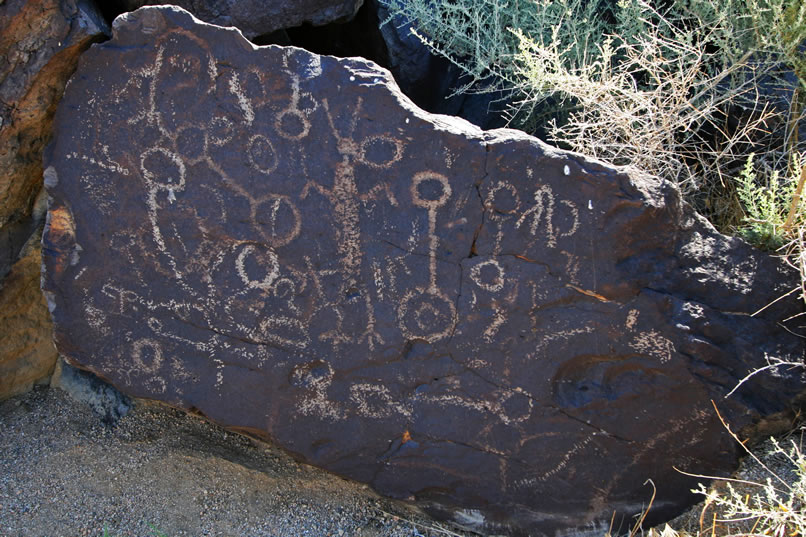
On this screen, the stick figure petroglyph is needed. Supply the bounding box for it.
[485,181,521,255]
[272,50,322,140]
[122,29,218,137]
[275,74,318,141]
[300,97,404,350]
[140,146,190,281]
[469,258,510,342]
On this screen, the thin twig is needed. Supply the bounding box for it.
[675,466,787,491]
[725,359,805,398]
[375,508,468,537]
[751,287,800,317]
[711,400,792,491]
[782,162,806,234]
[629,479,657,537]
[778,315,806,329]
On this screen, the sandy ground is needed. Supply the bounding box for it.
[0,383,476,537]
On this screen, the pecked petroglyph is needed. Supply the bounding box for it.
[42,7,806,537]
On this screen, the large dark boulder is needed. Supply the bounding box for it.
[42,7,804,536]
[116,0,364,38]
[0,0,108,399]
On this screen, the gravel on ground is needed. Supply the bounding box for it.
[0,385,476,537]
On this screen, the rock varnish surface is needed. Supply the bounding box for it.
[42,7,805,536]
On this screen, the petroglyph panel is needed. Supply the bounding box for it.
[42,7,805,537]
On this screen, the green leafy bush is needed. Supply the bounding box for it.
[736,153,800,250]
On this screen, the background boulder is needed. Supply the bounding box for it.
[0,0,109,400]
[113,0,364,38]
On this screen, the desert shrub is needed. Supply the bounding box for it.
[381,0,806,304]
[689,435,806,537]
[736,153,800,250]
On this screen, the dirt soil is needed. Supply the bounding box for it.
[0,385,476,537]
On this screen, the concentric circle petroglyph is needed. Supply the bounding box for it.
[397,288,457,342]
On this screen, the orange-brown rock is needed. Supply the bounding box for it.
[0,221,55,399]
[0,0,108,229]
[0,0,108,399]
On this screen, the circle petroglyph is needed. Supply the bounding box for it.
[358,136,404,169]
[486,181,521,219]
[398,288,457,342]
[411,171,451,209]
[253,195,301,247]
[208,116,235,146]
[273,278,296,300]
[140,147,186,191]
[247,134,278,174]
[236,243,280,290]
[470,259,505,292]
[275,109,310,140]
[497,389,534,425]
[132,338,163,375]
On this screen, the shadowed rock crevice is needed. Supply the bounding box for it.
[282,1,390,68]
